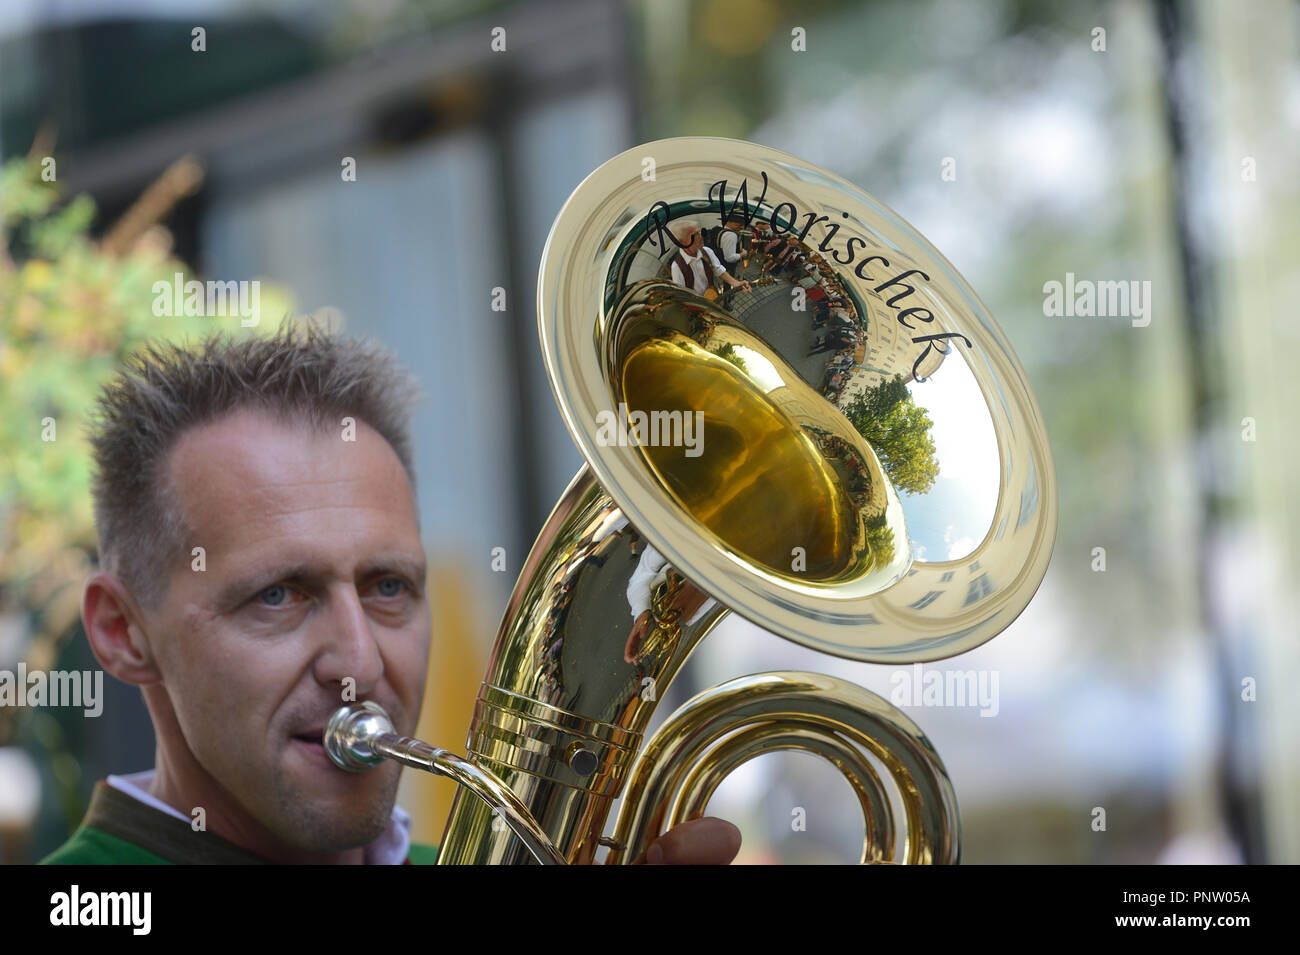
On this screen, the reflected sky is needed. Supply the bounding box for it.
[902,354,999,561]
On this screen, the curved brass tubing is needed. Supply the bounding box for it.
[607,671,960,865]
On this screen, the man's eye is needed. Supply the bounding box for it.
[375,578,406,598]
[257,584,296,606]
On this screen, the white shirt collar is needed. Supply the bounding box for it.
[106,769,413,865]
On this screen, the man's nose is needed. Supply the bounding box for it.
[313,587,383,697]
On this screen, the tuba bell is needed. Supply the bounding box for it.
[325,138,1057,864]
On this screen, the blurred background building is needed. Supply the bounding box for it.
[0,0,1296,864]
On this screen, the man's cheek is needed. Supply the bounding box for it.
[394,627,430,717]
[178,650,274,751]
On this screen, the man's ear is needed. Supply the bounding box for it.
[83,572,163,685]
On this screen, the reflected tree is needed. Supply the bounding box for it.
[864,512,896,571]
[711,342,747,374]
[842,375,939,495]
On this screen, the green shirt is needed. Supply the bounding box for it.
[40,781,438,865]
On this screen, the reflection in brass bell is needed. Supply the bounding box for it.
[608,278,910,588]
[541,137,1057,662]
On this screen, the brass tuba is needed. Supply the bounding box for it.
[325,138,1057,864]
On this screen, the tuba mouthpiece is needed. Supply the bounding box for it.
[324,701,394,772]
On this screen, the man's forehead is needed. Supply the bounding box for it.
[166,408,419,554]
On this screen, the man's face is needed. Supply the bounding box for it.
[685,228,703,253]
[141,407,429,853]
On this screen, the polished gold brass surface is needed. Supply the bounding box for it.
[541,138,1057,661]
[611,281,907,585]
[607,672,959,865]
[434,466,729,864]
[623,336,860,579]
[422,138,1056,864]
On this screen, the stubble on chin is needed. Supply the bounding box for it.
[268,759,403,854]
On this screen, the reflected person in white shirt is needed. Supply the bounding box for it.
[667,220,751,297]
